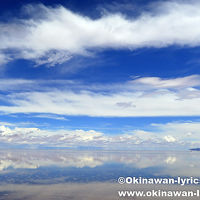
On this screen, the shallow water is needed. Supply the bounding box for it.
[0,150,199,199]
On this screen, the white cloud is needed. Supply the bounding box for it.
[33,114,68,121]
[0,126,108,146]
[0,125,172,148]
[34,50,72,67]
[0,54,11,65]
[130,75,200,89]
[144,121,200,148]
[0,75,200,117]
[164,135,176,142]
[1,1,200,65]
[1,120,200,149]
[152,121,200,143]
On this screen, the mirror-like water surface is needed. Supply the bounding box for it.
[0,150,199,199]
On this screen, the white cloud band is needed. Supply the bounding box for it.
[0,75,200,117]
[1,1,200,65]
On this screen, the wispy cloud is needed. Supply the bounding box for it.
[33,114,68,121]
[0,75,200,116]
[1,1,200,66]
[130,75,200,89]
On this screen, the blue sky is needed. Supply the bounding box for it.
[1,0,200,149]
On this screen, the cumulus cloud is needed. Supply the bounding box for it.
[152,121,200,145]
[164,135,176,142]
[0,124,177,149]
[0,125,139,147]
[0,75,200,116]
[1,119,200,149]
[0,126,105,147]
[1,1,200,66]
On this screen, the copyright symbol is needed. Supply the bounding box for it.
[118,177,125,184]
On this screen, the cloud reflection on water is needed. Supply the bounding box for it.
[0,150,199,177]
[0,150,200,199]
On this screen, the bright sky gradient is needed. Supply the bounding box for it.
[1,0,200,149]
